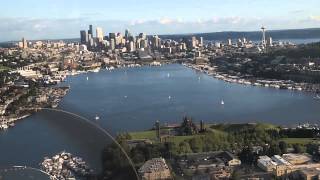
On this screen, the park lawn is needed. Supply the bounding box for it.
[168,135,204,145]
[280,138,319,145]
[129,130,157,140]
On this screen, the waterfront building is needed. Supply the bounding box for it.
[138,158,171,180]
[282,153,311,165]
[257,156,278,172]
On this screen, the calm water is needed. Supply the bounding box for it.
[1,64,320,172]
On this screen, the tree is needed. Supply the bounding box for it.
[178,142,192,154]
[189,137,203,153]
[293,144,303,153]
[279,141,287,154]
[267,143,281,156]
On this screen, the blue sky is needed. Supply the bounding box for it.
[1,0,320,41]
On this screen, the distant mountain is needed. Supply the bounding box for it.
[158,28,320,41]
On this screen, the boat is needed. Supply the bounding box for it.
[86,76,89,81]
[167,73,170,78]
[95,115,100,120]
[168,96,172,100]
[221,100,225,105]
[124,95,128,98]
[314,94,320,100]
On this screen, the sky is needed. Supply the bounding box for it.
[0,0,320,41]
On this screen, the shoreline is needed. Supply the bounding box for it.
[183,63,320,94]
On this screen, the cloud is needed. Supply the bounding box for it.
[309,15,320,22]
[0,15,319,42]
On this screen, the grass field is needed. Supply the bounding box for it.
[280,138,319,145]
[129,130,157,140]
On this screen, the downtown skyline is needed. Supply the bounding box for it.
[1,0,320,42]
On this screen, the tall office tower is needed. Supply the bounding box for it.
[125,29,131,40]
[80,30,88,44]
[22,37,28,49]
[109,33,116,40]
[151,35,160,49]
[115,33,123,45]
[227,39,232,46]
[88,25,93,37]
[267,37,273,46]
[191,36,197,48]
[242,37,247,44]
[139,33,147,40]
[199,37,204,46]
[261,26,267,48]
[96,27,104,42]
[129,41,135,52]
[110,39,115,50]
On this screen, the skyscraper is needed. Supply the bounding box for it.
[22,37,28,49]
[88,25,93,37]
[96,27,104,42]
[125,29,131,40]
[80,30,88,44]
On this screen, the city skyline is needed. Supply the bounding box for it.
[0,0,320,41]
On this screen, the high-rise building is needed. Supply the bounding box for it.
[96,27,104,42]
[227,39,232,46]
[267,37,273,46]
[199,37,204,46]
[125,29,131,40]
[110,39,115,50]
[22,37,28,49]
[109,33,116,40]
[88,25,93,37]
[80,30,88,44]
[139,33,147,40]
[191,36,197,48]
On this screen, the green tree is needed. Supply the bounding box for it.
[189,137,203,153]
[279,141,287,154]
[178,141,192,154]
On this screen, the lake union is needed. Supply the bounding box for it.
[1,64,320,172]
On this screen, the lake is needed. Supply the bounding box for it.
[1,64,320,172]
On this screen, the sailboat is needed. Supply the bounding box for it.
[86,76,89,81]
[168,96,172,100]
[167,73,170,78]
[221,100,225,105]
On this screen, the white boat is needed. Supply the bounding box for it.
[95,115,100,120]
[221,100,225,105]
[167,73,170,78]
[314,95,320,100]
[168,96,172,100]
[86,76,89,81]
[93,68,100,73]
